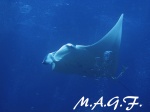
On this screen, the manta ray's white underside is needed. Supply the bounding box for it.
[43,14,124,77]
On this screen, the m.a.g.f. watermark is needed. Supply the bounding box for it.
[73,96,142,111]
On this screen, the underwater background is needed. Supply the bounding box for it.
[0,0,150,112]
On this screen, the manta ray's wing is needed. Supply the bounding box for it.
[87,14,123,54]
[75,14,124,77]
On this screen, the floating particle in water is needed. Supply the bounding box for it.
[19,4,32,14]
[65,3,70,6]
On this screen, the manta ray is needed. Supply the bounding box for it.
[43,14,124,78]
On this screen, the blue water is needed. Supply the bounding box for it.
[0,0,150,112]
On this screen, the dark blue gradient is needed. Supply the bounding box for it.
[0,0,150,112]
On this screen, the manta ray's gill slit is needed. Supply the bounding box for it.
[89,50,114,78]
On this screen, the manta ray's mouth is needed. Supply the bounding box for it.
[42,52,55,65]
[42,59,48,65]
[42,53,56,70]
[42,56,48,64]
